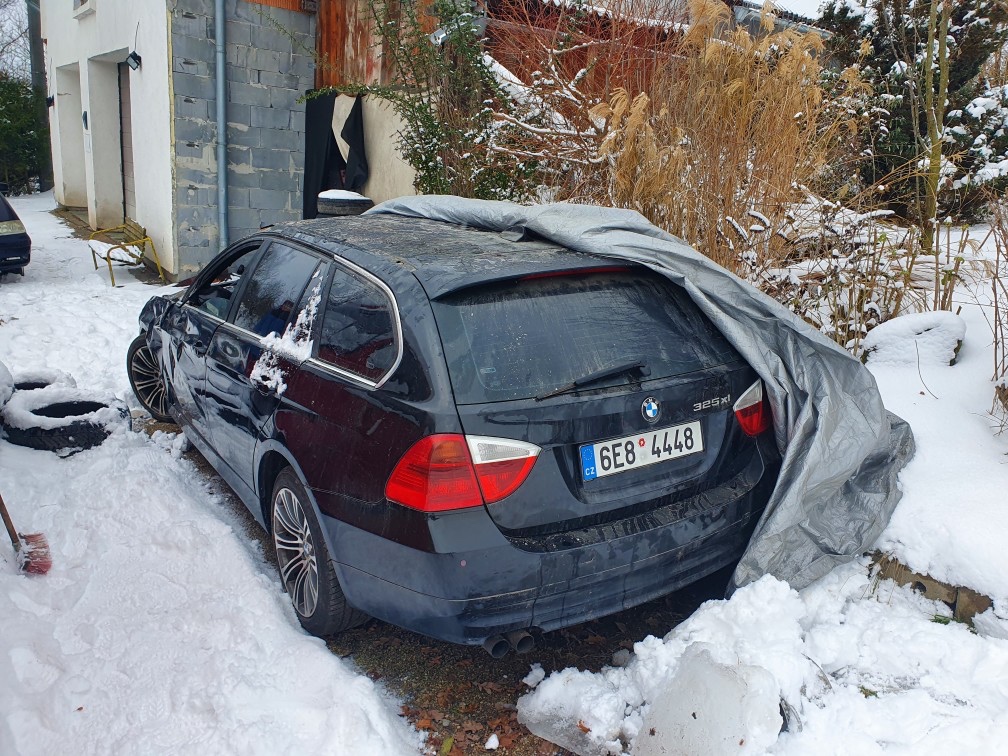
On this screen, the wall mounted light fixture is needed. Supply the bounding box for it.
[125,51,142,70]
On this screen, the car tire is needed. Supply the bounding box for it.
[316,195,374,217]
[270,467,368,636]
[0,387,130,454]
[127,334,173,423]
[11,367,77,393]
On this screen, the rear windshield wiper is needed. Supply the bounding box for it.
[535,360,650,401]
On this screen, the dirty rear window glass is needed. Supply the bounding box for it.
[433,271,740,404]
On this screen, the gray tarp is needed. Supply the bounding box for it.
[369,196,915,591]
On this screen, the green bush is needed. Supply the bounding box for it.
[0,72,49,195]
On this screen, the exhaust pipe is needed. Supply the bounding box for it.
[505,630,535,655]
[482,635,510,658]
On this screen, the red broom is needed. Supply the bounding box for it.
[0,489,51,575]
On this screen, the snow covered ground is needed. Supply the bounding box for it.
[0,194,421,755]
[3,193,1008,755]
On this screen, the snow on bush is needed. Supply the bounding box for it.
[860,311,966,367]
[948,85,1008,192]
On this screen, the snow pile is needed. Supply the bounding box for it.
[520,569,1008,755]
[0,359,12,408]
[861,311,966,367]
[318,189,370,201]
[0,194,421,755]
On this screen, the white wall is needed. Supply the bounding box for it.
[332,94,417,204]
[41,0,176,273]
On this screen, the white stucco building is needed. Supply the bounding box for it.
[42,0,315,278]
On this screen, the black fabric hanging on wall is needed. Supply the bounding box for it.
[340,96,369,193]
[302,90,344,219]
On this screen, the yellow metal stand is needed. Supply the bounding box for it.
[88,224,165,287]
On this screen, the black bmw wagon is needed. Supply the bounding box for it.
[129,214,780,655]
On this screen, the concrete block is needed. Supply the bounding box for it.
[268,87,299,111]
[260,127,297,151]
[225,20,252,47]
[227,144,252,169]
[175,164,215,186]
[226,101,251,125]
[227,170,261,189]
[258,170,299,191]
[178,225,216,248]
[173,34,214,62]
[227,124,261,148]
[252,24,295,52]
[178,244,220,275]
[260,209,301,227]
[290,54,315,80]
[174,56,211,77]
[250,48,288,74]
[250,147,292,171]
[250,106,290,130]
[289,110,305,133]
[228,187,250,208]
[176,141,205,159]
[250,188,289,210]
[174,0,214,15]
[225,64,249,84]
[175,117,216,143]
[230,81,271,108]
[290,151,304,170]
[226,45,250,68]
[177,185,216,210]
[172,14,206,40]
[257,70,301,90]
[175,95,209,120]
[173,72,215,100]
[228,207,262,230]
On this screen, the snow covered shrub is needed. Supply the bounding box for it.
[946,86,1008,198]
[367,0,538,201]
[818,0,1008,222]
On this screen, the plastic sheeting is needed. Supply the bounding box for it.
[369,196,915,591]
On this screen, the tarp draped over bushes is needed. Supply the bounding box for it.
[370,196,916,591]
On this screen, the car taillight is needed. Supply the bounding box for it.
[465,435,540,503]
[734,380,772,436]
[385,434,540,512]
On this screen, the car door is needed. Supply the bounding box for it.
[160,241,264,445]
[203,240,324,491]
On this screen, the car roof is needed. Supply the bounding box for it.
[0,194,18,222]
[276,214,629,298]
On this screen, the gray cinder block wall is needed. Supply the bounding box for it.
[170,0,315,274]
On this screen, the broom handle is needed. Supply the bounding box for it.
[0,490,21,548]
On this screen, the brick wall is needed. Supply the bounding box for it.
[170,0,315,273]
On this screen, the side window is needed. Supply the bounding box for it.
[233,243,321,338]
[318,266,397,383]
[186,243,262,319]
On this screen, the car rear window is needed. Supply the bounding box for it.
[433,270,740,404]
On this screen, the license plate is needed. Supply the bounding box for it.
[580,421,704,481]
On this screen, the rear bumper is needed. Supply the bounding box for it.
[0,235,30,274]
[321,445,780,645]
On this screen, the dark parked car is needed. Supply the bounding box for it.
[128,215,780,655]
[0,193,31,276]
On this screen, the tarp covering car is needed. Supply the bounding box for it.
[369,196,915,591]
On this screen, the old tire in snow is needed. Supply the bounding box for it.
[11,367,77,393]
[127,334,172,423]
[271,467,368,636]
[316,191,373,217]
[0,385,130,453]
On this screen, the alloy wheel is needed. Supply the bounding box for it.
[129,343,170,420]
[272,486,320,618]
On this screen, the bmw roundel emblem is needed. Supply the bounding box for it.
[642,397,661,423]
